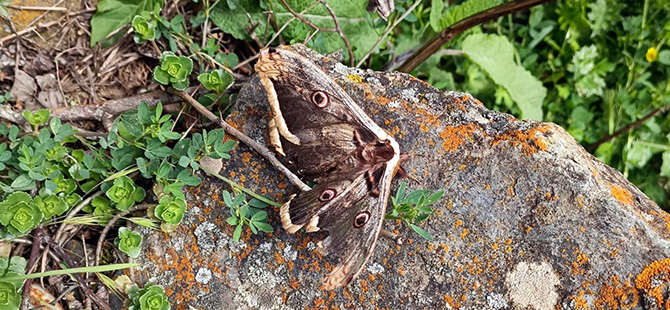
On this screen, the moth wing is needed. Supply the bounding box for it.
[256,48,391,176]
[281,160,398,289]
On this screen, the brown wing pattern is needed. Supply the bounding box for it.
[255,46,401,289]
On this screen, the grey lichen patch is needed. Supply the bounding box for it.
[195,268,212,284]
[505,261,559,310]
[194,221,228,254]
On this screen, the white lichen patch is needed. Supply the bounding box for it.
[505,261,559,310]
[400,88,420,103]
[195,268,212,284]
[388,100,401,109]
[282,245,297,261]
[487,293,508,310]
[366,262,385,274]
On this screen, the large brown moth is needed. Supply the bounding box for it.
[255,45,401,289]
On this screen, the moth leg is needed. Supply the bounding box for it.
[379,229,403,245]
[268,118,285,156]
[259,76,301,145]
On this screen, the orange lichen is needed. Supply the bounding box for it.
[635,258,670,307]
[439,124,477,152]
[610,185,634,204]
[491,125,550,156]
[594,276,638,310]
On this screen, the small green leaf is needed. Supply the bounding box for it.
[232,224,242,241]
[409,224,433,241]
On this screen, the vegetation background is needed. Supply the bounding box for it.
[1,0,670,308]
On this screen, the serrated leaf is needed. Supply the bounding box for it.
[462,33,546,120]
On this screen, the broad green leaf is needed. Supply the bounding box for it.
[660,151,670,177]
[462,33,546,120]
[90,0,163,46]
[439,0,500,29]
[429,0,444,32]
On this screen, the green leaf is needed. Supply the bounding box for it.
[233,224,242,241]
[429,0,444,32]
[661,151,670,178]
[90,0,163,46]
[658,50,670,66]
[409,224,433,241]
[250,211,267,222]
[115,227,143,258]
[462,33,546,120]
[254,222,274,232]
[439,0,500,29]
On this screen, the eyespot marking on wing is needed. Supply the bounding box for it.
[319,189,336,202]
[311,91,329,108]
[353,211,371,228]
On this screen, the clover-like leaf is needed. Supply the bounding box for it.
[154,196,186,225]
[197,69,234,93]
[115,227,143,258]
[33,195,69,218]
[132,15,156,44]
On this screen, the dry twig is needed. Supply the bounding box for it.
[169,89,310,191]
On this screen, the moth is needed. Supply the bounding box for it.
[255,46,401,289]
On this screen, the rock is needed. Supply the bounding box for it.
[135,45,670,310]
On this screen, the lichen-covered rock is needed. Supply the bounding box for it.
[135,45,670,310]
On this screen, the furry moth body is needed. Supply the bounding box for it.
[255,46,401,289]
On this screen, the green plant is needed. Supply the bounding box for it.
[132,15,158,43]
[0,92,10,104]
[116,227,143,258]
[154,196,186,225]
[386,182,444,241]
[0,193,43,238]
[0,256,26,310]
[126,283,170,310]
[105,175,146,211]
[197,69,234,93]
[152,51,193,91]
[223,191,273,242]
